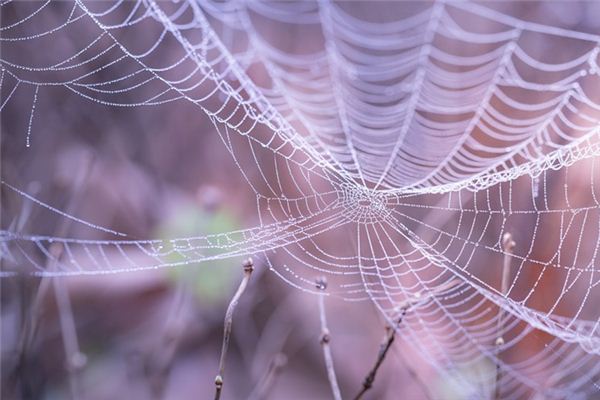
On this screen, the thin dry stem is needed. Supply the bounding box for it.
[247,353,287,400]
[500,232,516,297]
[353,307,407,400]
[15,159,93,399]
[146,280,191,399]
[214,257,254,400]
[494,232,515,400]
[247,294,296,399]
[354,280,459,400]
[316,277,342,400]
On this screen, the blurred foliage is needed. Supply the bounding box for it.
[155,200,242,305]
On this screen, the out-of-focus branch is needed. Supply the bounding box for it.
[316,277,342,400]
[494,232,515,400]
[247,353,288,400]
[145,280,190,399]
[214,257,254,400]
[246,293,297,400]
[15,157,93,400]
[51,243,87,399]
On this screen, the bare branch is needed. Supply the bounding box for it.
[51,243,87,399]
[316,277,342,400]
[354,280,460,400]
[500,232,516,297]
[14,158,93,399]
[214,257,254,400]
[145,281,191,399]
[494,232,516,400]
[247,353,287,400]
[353,306,407,400]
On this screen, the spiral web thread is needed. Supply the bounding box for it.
[3,0,600,397]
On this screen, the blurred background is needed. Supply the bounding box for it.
[2,1,600,400]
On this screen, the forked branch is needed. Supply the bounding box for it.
[353,307,408,400]
[354,280,459,400]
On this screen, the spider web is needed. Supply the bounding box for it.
[2,0,600,397]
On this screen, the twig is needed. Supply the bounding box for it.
[316,277,342,400]
[214,257,254,400]
[499,233,515,304]
[353,306,408,400]
[249,292,294,380]
[354,280,460,400]
[247,293,296,400]
[50,243,87,399]
[494,232,515,400]
[247,353,287,400]
[145,280,190,399]
[14,158,93,399]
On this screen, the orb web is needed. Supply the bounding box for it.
[2,0,600,397]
